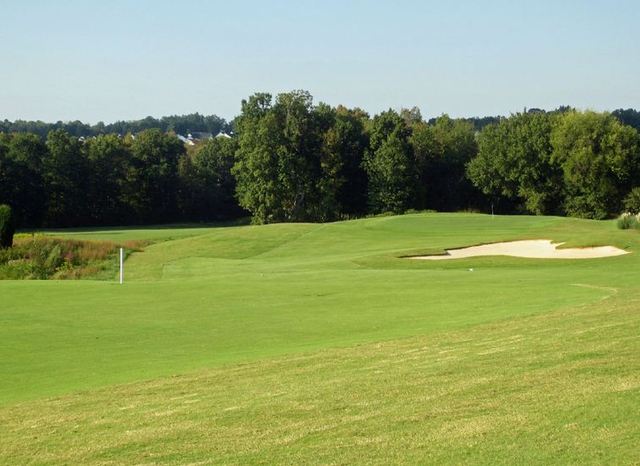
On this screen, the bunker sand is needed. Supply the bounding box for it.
[409,240,629,260]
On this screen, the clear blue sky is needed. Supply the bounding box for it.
[1,0,638,123]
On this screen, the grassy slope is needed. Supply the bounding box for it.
[1,293,639,464]
[38,224,234,242]
[1,213,639,463]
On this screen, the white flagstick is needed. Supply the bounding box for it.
[119,247,124,284]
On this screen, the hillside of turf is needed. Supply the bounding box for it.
[2,292,638,464]
[1,213,639,462]
[1,213,637,409]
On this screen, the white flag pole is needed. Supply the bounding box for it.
[119,247,124,284]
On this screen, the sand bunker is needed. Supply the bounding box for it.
[409,240,629,261]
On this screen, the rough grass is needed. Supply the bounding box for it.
[1,213,639,463]
[618,213,640,230]
[0,236,144,279]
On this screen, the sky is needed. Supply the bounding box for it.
[1,0,638,123]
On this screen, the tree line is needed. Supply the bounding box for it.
[1,91,639,228]
[0,113,229,140]
[0,130,242,227]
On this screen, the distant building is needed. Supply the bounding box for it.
[177,134,195,146]
[177,131,231,145]
[188,131,214,140]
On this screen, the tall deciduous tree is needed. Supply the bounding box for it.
[0,204,16,248]
[318,105,370,218]
[85,134,129,225]
[234,93,285,223]
[0,133,47,226]
[179,137,243,221]
[125,129,185,223]
[411,115,478,211]
[364,110,416,213]
[233,91,326,223]
[551,111,640,219]
[467,112,563,214]
[44,129,89,226]
[613,108,640,132]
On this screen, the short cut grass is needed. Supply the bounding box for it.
[1,213,639,463]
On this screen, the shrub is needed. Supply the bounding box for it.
[0,236,145,280]
[623,187,640,215]
[617,212,640,230]
[0,204,16,248]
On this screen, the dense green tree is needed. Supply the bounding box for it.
[0,133,47,226]
[364,110,416,213]
[400,107,423,127]
[0,113,229,139]
[3,100,640,227]
[0,134,8,171]
[179,137,243,221]
[233,91,327,223]
[613,108,640,132]
[44,129,89,226]
[125,129,185,223]
[319,106,370,218]
[0,204,15,248]
[274,90,326,220]
[623,187,640,214]
[1,120,61,139]
[431,115,500,132]
[411,115,478,211]
[467,112,563,214]
[551,111,640,219]
[84,134,130,225]
[233,93,285,223]
[233,95,370,223]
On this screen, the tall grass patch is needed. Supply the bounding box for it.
[617,212,640,230]
[0,236,144,279]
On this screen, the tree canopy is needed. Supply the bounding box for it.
[551,111,640,219]
[1,94,639,228]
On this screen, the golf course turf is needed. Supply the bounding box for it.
[1,213,639,464]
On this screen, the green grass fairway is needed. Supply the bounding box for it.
[1,213,639,464]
